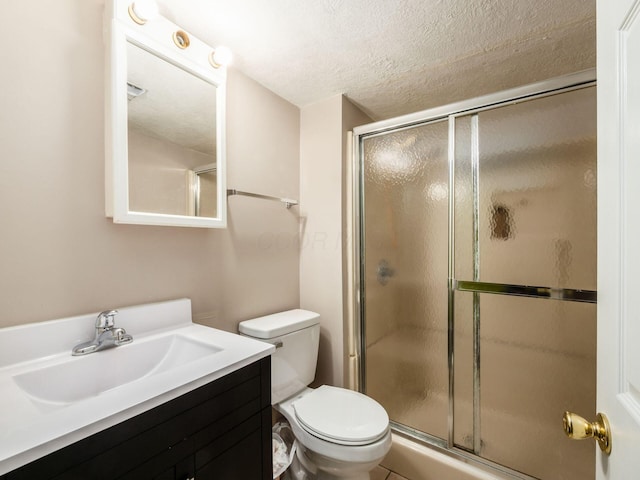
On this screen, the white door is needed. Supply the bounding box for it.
[597,0,640,477]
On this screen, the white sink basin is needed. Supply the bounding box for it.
[12,335,222,405]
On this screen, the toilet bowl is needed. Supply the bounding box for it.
[239,310,392,479]
[278,387,392,479]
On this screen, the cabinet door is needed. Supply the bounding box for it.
[152,467,176,480]
[174,456,195,480]
[194,407,271,480]
[150,456,194,480]
[196,431,263,480]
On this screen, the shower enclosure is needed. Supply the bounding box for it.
[353,72,596,480]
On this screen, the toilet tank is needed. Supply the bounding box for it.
[239,309,320,404]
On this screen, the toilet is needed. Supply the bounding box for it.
[239,309,392,480]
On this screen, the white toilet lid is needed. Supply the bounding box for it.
[293,385,389,445]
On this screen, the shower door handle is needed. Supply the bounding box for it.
[562,411,612,455]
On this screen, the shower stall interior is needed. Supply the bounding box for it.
[354,73,596,480]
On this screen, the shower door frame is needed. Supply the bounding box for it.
[351,69,597,479]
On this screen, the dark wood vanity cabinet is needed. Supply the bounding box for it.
[2,357,272,480]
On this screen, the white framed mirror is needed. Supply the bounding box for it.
[105,0,227,228]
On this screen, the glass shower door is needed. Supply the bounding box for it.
[452,86,597,479]
[359,83,597,480]
[361,119,450,441]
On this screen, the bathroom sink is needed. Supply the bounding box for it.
[0,298,275,475]
[12,335,222,405]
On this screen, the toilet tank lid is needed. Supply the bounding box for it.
[238,309,320,339]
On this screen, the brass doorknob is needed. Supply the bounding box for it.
[562,411,612,455]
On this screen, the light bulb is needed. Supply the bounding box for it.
[129,0,159,24]
[210,46,233,68]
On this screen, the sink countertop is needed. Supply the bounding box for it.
[0,298,274,475]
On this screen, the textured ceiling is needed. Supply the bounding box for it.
[157,0,595,120]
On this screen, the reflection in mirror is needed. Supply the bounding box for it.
[126,42,217,217]
[189,164,217,217]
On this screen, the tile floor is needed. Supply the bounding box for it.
[371,465,410,480]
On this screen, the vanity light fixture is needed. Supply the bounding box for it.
[173,30,191,49]
[209,46,233,69]
[128,0,159,25]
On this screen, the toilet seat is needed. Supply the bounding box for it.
[292,385,389,446]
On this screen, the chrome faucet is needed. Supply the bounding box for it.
[72,310,133,356]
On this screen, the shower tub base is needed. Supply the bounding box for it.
[381,434,511,480]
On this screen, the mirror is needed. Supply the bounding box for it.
[105,0,227,228]
[126,42,218,218]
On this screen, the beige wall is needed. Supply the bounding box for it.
[0,0,300,333]
[219,70,301,330]
[300,95,371,387]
